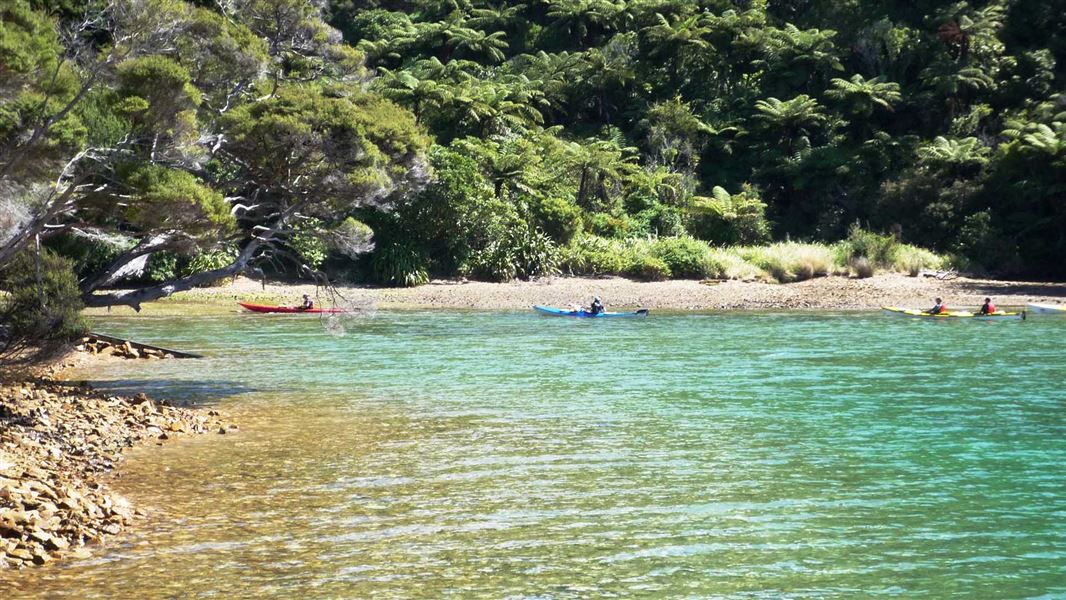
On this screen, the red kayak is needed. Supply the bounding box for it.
[238,302,347,314]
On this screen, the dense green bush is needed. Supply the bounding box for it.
[650,236,718,279]
[560,236,628,276]
[844,225,896,268]
[182,245,239,278]
[530,196,583,244]
[587,212,633,239]
[0,248,88,357]
[460,225,559,282]
[624,254,671,281]
[144,252,179,283]
[371,242,430,287]
[689,185,771,246]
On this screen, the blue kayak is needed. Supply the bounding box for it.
[533,305,649,318]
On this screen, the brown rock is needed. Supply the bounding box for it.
[68,547,92,560]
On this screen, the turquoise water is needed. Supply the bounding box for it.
[6,310,1066,598]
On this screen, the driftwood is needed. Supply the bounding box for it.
[77,333,202,359]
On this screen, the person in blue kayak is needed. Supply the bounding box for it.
[925,297,946,315]
[979,297,996,315]
[299,294,314,310]
[588,296,605,315]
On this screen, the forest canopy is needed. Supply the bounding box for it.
[1,0,1063,326]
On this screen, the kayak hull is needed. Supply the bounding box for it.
[1027,303,1066,314]
[881,306,1024,320]
[533,305,649,318]
[238,302,347,314]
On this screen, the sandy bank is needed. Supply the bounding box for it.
[88,273,1066,315]
[0,353,234,570]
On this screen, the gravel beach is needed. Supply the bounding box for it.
[101,273,1066,314]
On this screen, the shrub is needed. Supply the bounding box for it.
[508,226,560,279]
[371,242,430,287]
[953,210,1021,274]
[145,252,178,282]
[560,236,627,275]
[890,244,943,276]
[739,243,837,283]
[587,212,633,239]
[460,225,559,282]
[181,245,239,285]
[851,256,875,278]
[688,185,771,245]
[530,196,583,244]
[844,224,896,267]
[460,244,516,282]
[650,236,718,279]
[624,254,671,281]
[634,205,686,237]
[709,248,765,280]
[0,248,88,358]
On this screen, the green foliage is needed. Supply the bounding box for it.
[221,84,430,213]
[371,242,430,287]
[560,235,628,276]
[738,243,839,283]
[0,248,88,356]
[5,0,1064,295]
[624,253,671,281]
[530,195,583,244]
[649,236,717,279]
[460,224,560,282]
[48,233,134,279]
[123,165,235,237]
[287,219,329,270]
[688,185,771,245]
[844,225,896,268]
[182,246,239,278]
[144,252,179,283]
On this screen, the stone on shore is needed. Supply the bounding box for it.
[0,376,236,570]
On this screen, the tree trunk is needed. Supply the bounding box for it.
[82,238,264,311]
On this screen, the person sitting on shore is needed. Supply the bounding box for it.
[299,294,314,310]
[926,297,946,315]
[589,296,605,315]
[979,297,996,315]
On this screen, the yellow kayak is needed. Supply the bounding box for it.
[881,306,1025,320]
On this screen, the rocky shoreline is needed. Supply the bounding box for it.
[0,354,233,570]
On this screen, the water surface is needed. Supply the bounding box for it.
[6,310,1065,598]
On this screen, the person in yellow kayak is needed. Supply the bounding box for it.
[925,297,946,315]
[979,297,996,315]
[299,294,314,310]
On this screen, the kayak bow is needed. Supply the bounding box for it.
[881,306,1024,320]
[238,302,347,314]
[1027,302,1066,314]
[533,305,649,319]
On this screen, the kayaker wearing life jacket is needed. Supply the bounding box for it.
[300,294,314,310]
[589,296,605,315]
[979,297,996,315]
[926,297,946,315]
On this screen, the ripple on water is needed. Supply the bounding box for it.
[5,310,1065,598]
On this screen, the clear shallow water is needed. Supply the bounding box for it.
[6,310,1066,598]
